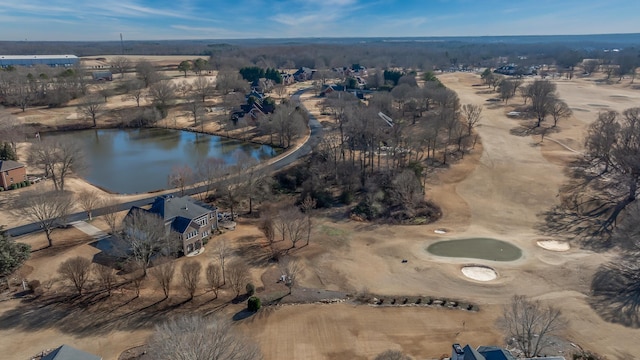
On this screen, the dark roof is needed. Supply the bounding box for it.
[463,344,486,360]
[42,345,101,360]
[0,159,25,172]
[477,346,517,360]
[126,196,216,235]
[149,195,212,221]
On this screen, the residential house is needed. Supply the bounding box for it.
[127,195,218,255]
[450,343,564,360]
[319,84,370,100]
[41,344,102,360]
[91,70,113,81]
[281,72,295,85]
[0,159,27,190]
[294,67,315,81]
[451,344,517,360]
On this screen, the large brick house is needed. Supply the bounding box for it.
[0,160,27,190]
[127,195,218,255]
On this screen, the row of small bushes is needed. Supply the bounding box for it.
[1,180,33,191]
[371,296,478,311]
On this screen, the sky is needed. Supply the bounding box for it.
[0,0,638,41]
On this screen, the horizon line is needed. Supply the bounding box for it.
[2,32,640,43]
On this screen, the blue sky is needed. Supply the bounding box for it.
[0,0,638,41]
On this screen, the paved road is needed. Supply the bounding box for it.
[6,89,323,238]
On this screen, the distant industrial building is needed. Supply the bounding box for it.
[0,55,79,68]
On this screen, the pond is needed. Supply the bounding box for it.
[44,128,279,194]
[426,238,522,262]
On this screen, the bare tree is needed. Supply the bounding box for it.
[148,80,176,117]
[214,239,229,286]
[168,165,193,196]
[226,261,248,298]
[109,56,131,78]
[498,79,515,104]
[461,103,482,136]
[579,107,640,232]
[120,209,180,275]
[181,260,202,300]
[196,157,225,201]
[277,207,306,249]
[186,95,205,129]
[374,350,412,360]
[58,256,92,295]
[28,138,84,192]
[150,258,176,299]
[17,190,73,247]
[259,213,275,245]
[519,85,532,105]
[77,190,101,221]
[0,114,25,155]
[584,110,620,174]
[300,195,316,246]
[500,295,566,358]
[93,263,117,296]
[216,71,249,95]
[147,315,262,360]
[136,60,160,87]
[205,262,222,299]
[192,76,215,102]
[123,79,145,107]
[124,260,144,298]
[549,99,572,127]
[526,80,558,127]
[101,199,121,235]
[280,256,302,295]
[582,59,599,75]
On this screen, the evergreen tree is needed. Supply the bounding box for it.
[0,226,31,284]
[0,142,18,161]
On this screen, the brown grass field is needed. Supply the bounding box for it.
[1,71,640,359]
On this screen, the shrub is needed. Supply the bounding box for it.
[426,297,433,305]
[415,298,422,304]
[339,190,354,205]
[247,296,261,312]
[246,283,256,296]
[10,184,17,190]
[24,181,31,187]
[28,280,41,291]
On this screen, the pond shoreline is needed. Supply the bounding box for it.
[44,127,280,194]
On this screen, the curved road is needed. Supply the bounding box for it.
[6,89,323,237]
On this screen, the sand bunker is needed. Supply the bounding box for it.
[537,240,570,252]
[461,266,497,281]
[434,229,447,234]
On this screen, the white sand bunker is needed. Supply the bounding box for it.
[434,229,447,234]
[537,240,570,252]
[461,266,497,281]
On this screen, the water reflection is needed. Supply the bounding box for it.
[45,128,279,194]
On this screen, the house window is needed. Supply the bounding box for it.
[202,230,209,238]
[186,230,198,239]
[195,217,208,226]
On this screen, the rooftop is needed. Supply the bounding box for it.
[41,344,101,360]
[0,55,78,60]
[0,159,25,172]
